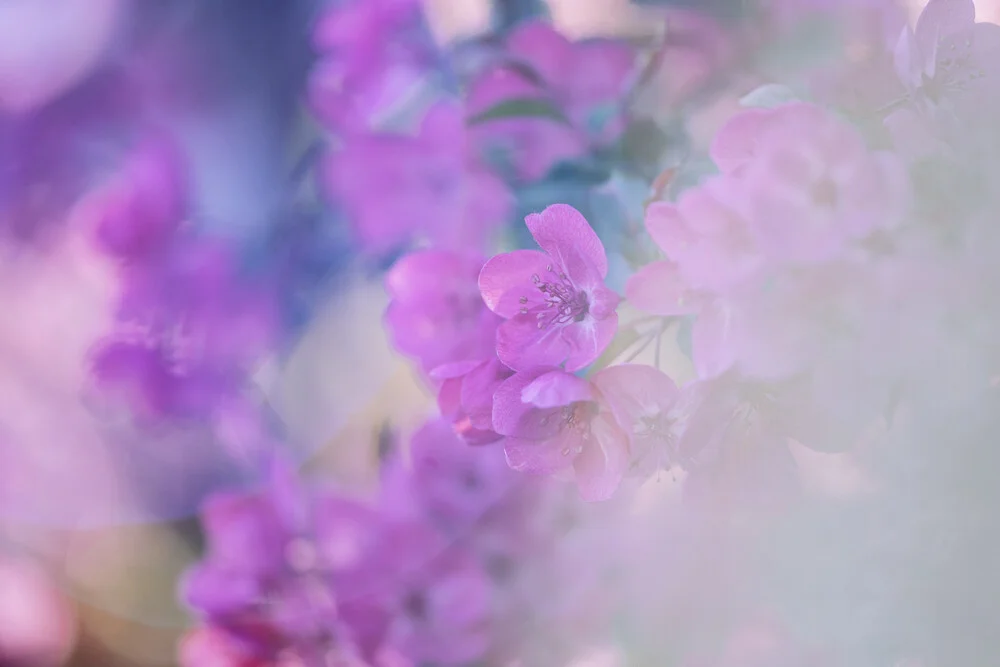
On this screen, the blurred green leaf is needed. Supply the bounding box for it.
[467,96,569,126]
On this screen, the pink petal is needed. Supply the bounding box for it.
[644,201,694,256]
[915,0,975,54]
[437,375,464,419]
[562,314,619,372]
[709,107,774,174]
[567,39,637,107]
[625,261,701,316]
[506,20,575,87]
[491,366,561,437]
[691,299,736,379]
[525,204,608,283]
[572,412,629,501]
[385,250,481,302]
[592,364,679,426]
[478,249,551,317]
[893,27,924,89]
[504,432,577,475]
[495,314,572,371]
[418,100,466,150]
[429,360,484,381]
[521,370,595,408]
[460,358,511,430]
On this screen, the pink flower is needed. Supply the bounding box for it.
[491,367,629,501]
[324,101,513,253]
[479,204,620,372]
[717,103,908,263]
[892,0,1000,121]
[384,250,501,374]
[644,176,762,292]
[591,364,681,476]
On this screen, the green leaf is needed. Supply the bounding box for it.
[467,96,569,126]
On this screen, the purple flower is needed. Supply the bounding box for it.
[91,133,187,262]
[308,0,431,133]
[372,524,493,666]
[432,357,514,446]
[380,419,522,536]
[91,237,276,420]
[182,458,390,664]
[892,0,1000,121]
[323,101,513,253]
[492,367,630,501]
[466,65,587,182]
[465,21,636,182]
[504,20,636,145]
[384,250,500,374]
[479,204,620,372]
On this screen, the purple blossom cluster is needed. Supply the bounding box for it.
[180,420,604,667]
[85,135,277,423]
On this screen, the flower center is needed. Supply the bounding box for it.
[520,265,589,329]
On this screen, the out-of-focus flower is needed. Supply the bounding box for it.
[384,250,500,374]
[86,138,276,421]
[0,555,77,667]
[466,20,636,182]
[308,0,435,133]
[714,103,908,263]
[323,100,513,254]
[504,20,637,144]
[479,204,620,372]
[466,65,588,183]
[893,0,1000,120]
[91,133,187,263]
[591,364,681,476]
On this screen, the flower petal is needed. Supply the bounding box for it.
[492,366,562,437]
[915,0,975,55]
[561,314,619,372]
[478,249,551,317]
[504,433,576,475]
[625,261,701,316]
[506,20,575,87]
[572,412,629,501]
[386,250,481,302]
[521,370,595,408]
[525,204,608,284]
[495,314,571,371]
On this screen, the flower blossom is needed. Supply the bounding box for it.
[383,250,500,374]
[466,20,636,182]
[892,0,1000,121]
[492,366,651,501]
[324,101,512,254]
[479,204,620,372]
[308,0,433,133]
[712,103,908,263]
